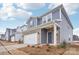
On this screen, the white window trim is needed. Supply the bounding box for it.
[36,18,37,27]
[30,20,33,26]
[46,13,52,22]
[59,8,61,19]
[42,16,46,24]
[42,13,52,24]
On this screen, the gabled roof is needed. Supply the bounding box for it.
[59,4,73,29]
[20,24,27,28]
[26,4,73,29]
[26,16,39,24]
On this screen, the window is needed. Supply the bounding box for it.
[30,19,37,27]
[48,18,51,21]
[57,26,60,31]
[30,20,33,25]
[30,20,33,27]
[69,38,70,41]
[33,20,37,26]
[42,16,46,23]
[47,13,52,22]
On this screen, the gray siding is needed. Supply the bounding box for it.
[52,10,60,20]
[41,10,60,24]
[41,29,47,44]
[27,10,60,27]
[57,10,73,43]
[27,18,37,28]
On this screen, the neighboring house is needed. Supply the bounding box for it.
[0,34,5,40]
[73,35,79,41]
[11,34,15,42]
[0,34,1,40]
[72,35,79,45]
[22,4,73,45]
[5,28,16,42]
[15,25,27,42]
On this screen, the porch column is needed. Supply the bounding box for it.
[54,24,57,45]
[37,31,41,45]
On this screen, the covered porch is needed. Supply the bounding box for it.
[37,22,60,45]
[23,21,60,45]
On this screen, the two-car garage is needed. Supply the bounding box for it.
[24,33,38,45]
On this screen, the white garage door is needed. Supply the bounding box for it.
[15,33,22,41]
[24,33,37,45]
[11,36,15,42]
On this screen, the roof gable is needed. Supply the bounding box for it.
[26,4,73,29]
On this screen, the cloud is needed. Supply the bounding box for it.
[0,3,46,21]
[0,3,32,21]
[73,28,79,36]
[14,9,32,16]
[48,3,79,16]
[16,3,46,10]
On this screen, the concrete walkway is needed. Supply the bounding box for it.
[0,40,28,55]
[0,46,10,55]
[0,44,27,53]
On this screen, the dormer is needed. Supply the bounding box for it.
[26,17,38,28]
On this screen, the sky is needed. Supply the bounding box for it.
[0,3,79,36]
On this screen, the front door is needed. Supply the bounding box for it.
[48,32,52,43]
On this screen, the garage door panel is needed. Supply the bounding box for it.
[24,33,37,45]
[11,36,15,42]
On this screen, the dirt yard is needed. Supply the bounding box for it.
[1,40,79,55]
[18,44,79,55]
[18,45,66,55]
[64,45,79,55]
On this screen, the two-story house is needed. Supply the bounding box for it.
[5,28,16,42]
[0,34,5,40]
[15,25,27,42]
[22,4,73,45]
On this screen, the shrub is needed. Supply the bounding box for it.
[46,49,50,52]
[48,46,52,48]
[18,40,23,43]
[46,44,49,46]
[27,45,30,47]
[32,45,35,48]
[37,46,41,48]
[58,41,67,48]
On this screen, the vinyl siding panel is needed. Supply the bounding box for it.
[27,18,37,28]
[52,10,60,20]
[57,11,73,43]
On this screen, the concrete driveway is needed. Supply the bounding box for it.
[0,44,27,52]
[0,40,27,55]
